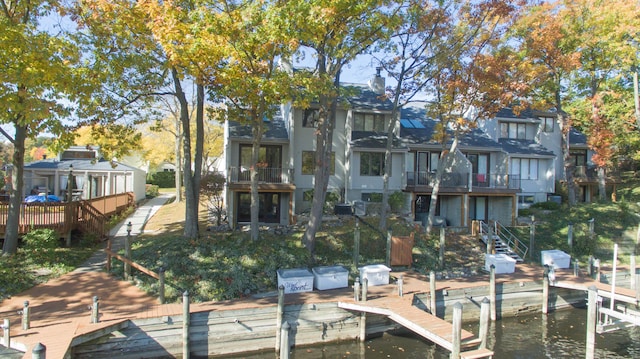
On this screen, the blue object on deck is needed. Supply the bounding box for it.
[25,195,61,203]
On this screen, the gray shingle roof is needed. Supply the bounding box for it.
[400,106,502,151]
[341,84,394,112]
[350,131,406,150]
[227,109,288,141]
[498,138,555,157]
[24,159,139,171]
[495,107,556,119]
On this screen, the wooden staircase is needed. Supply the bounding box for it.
[479,220,527,262]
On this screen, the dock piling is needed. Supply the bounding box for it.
[542,265,549,314]
[2,318,9,347]
[22,300,30,330]
[586,286,598,359]
[276,285,284,353]
[429,271,436,314]
[489,265,496,321]
[354,278,360,302]
[479,297,490,349]
[450,302,462,359]
[90,296,99,324]
[398,274,403,297]
[183,291,190,359]
[280,322,290,359]
[32,342,46,359]
[158,267,166,304]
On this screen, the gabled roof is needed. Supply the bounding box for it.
[495,107,557,120]
[570,128,589,148]
[24,159,140,172]
[227,109,288,141]
[400,106,503,151]
[350,131,406,151]
[498,139,555,157]
[341,84,394,112]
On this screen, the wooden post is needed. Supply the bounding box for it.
[360,278,367,342]
[275,285,284,353]
[354,278,360,302]
[386,230,392,267]
[479,297,490,349]
[594,259,601,282]
[489,264,496,321]
[542,265,549,314]
[588,218,595,238]
[529,215,535,257]
[439,227,445,269]
[124,233,132,281]
[610,243,618,315]
[362,278,368,302]
[106,238,112,273]
[158,267,166,304]
[429,271,436,315]
[280,321,290,359]
[183,291,190,359]
[450,302,462,359]
[631,250,637,292]
[588,255,594,278]
[487,224,494,254]
[354,219,360,268]
[586,286,598,359]
[398,274,403,297]
[32,342,46,359]
[22,300,30,330]
[567,222,573,250]
[573,259,579,277]
[91,296,99,324]
[2,319,9,347]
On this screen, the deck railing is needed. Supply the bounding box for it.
[472,173,521,190]
[0,192,134,240]
[406,171,468,188]
[228,167,293,184]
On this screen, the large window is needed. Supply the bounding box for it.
[240,145,281,168]
[360,152,387,176]
[570,150,587,166]
[500,122,527,139]
[302,151,335,175]
[511,158,538,180]
[303,109,319,128]
[539,117,554,132]
[353,112,385,132]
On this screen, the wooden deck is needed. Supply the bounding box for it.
[2,263,638,359]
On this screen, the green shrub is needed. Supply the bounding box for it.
[146,184,160,198]
[148,171,176,188]
[389,191,406,213]
[22,229,60,265]
[531,201,561,210]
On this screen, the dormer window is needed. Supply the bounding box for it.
[500,122,526,139]
[540,116,554,132]
[353,112,385,132]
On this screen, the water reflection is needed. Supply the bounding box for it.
[224,308,640,359]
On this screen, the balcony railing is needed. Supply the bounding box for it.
[473,173,521,190]
[229,167,293,184]
[406,171,468,188]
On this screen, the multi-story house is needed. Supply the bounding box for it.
[400,106,520,228]
[223,74,592,229]
[224,72,403,227]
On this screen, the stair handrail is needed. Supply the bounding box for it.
[494,221,528,260]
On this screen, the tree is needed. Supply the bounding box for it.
[78,0,211,239]
[187,0,302,241]
[291,0,400,259]
[1,0,87,255]
[74,124,142,165]
[200,171,226,226]
[510,1,582,206]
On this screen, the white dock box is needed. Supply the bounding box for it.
[277,268,314,294]
[312,266,349,290]
[358,264,391,286]
[485,253,516,274]
[541,250,571,269]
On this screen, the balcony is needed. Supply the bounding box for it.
[473,173,521,190]
[406,171,468,190]
[229,167,294,184]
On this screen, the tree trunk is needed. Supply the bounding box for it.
[250,121,264,241]
[303,65,339,261]
[597,167,606,201]
[1,124,26,255]
[175,116,182,202]
[555,89,576,207]
[426,136,459,235]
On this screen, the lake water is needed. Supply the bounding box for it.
[226,308,640,358]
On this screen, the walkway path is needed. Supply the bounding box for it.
[0,193,174,358]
